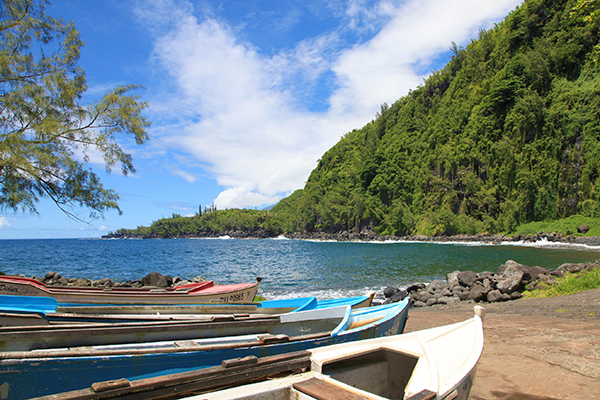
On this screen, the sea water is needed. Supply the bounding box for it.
[1,237,599,299]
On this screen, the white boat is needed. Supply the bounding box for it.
[198,306,485,400]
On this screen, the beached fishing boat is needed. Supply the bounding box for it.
[28,306,484,400]
[0,275,260,304]
[0,293,374,326]
[0,301,409,399]
[1,297,375,351]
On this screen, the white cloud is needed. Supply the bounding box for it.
[140,0,522,209]
[172,169,197,183]
[0,217,12,229]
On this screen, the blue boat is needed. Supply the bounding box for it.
[0,301,409,399]
[0,293,374,326]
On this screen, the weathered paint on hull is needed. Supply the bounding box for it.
[0,302,408,399]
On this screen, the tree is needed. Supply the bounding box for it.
[0,0,150,220]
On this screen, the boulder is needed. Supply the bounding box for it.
[425,297,438,307]
[497,260,528,276]
[487,290,511,302]
[45,271,58,280]
[527,266,551,281]
[406,283,426,293]
[57,277,69,286]
[467,285,487,302]
[386,290,408,303]
[383,287,400,298]
[457,270,478,287]
[456,289,470,301]
[413,301,427,308]
[437,296,457,305]
[557,263,585,274]
[496,266,525,294]
[192,275,208,283]
[141,272,169,288]
[577,224,590,233]
[477,271,495,281]
[426,280,447,294]
[74,278,92,287]
[446,271,461,288]
[416,291,434,303]
[96,278,113,287]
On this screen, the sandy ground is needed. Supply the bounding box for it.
[404,289,600,400]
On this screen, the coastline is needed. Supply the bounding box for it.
[103,230,600,248]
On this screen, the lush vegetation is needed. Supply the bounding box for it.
[108,208,283,238]
[523,268,600,297]
[513,215,600,236]
[108,0,600,239]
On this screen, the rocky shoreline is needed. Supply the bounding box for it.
[104,230,600,247]
[4,259,599,310]
[379,259,600,307]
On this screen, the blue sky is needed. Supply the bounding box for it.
[0,0,523,239]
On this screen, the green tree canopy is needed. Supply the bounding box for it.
[0,0,150,220]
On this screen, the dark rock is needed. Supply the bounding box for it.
[527,266,551,281]
[416,291,434,303]
[384,287,400,298]
[510,292,522,300]
[487,290,511,302]
[192,275,208,283]
[437,296,457,305]
[406,283,426,293]
[468,285,487,302]
[557,263,585,274]
[57,277,69,286]
[426,280,447,294]
[388,290,408,303]
[456,289,470,301]
[96,278,113,287]
[45,271,57,280]
[457,271,478,287]
[477,271,495,281]
[74,278,92,287]
[141,272,169,288]
[496,266,525,294]
[577,224,590,234]
[537,273,558,286]
[425,297,438,307]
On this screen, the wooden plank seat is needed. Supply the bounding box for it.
[293,377,372,400]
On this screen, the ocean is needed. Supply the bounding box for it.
[2,237,599,300]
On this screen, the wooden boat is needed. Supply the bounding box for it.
[28,306,484,400]
[0,293,374,326]
[0,297,378,351]
[0,275,260,304]
[0,301,409,399]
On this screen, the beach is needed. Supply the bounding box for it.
[405,288,600,399]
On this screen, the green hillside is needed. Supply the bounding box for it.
[106,0,600,239]
[272,0,600,236]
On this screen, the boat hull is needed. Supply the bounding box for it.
[0,302,409,399]
[0,277,259,304]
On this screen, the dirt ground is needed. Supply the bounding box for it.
[404,288,600,400]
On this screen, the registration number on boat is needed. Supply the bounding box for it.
[219,292,246,303]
